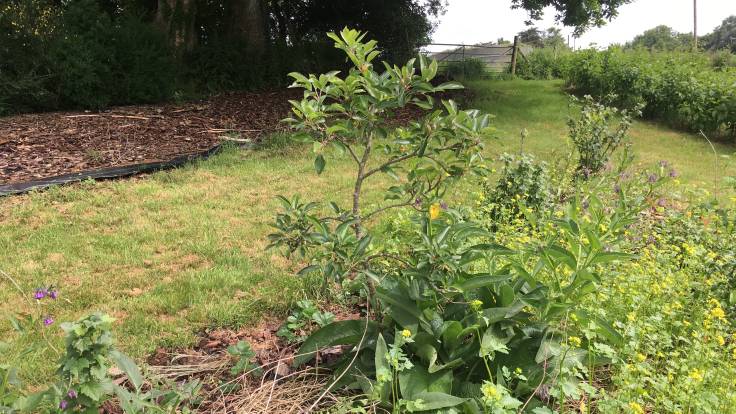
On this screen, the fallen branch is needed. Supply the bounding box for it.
[199,128,263,134]
[219,136,253,143]
[110,115,150,120]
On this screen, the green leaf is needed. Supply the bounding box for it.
[455,273,513,292]
[374,333,391,402]
[480,329,509,357]
[294,320,377,366]
[399,366,453,400]
[588,251,634,266]
[297,264,321,276]
[314,154,326,174]
[110,350,144,391]
[405,392,467,412]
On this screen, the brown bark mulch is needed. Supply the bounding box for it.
[0,89,426,186]
[0,90,299,185]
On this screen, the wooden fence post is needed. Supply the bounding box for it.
[511,35,519,76]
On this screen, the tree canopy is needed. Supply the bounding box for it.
[512,0,633,35]
[626,25,691,51]
[704,15,736,52]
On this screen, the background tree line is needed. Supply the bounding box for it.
[0,0,633,115]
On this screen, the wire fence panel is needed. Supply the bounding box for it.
[421,42,532,74]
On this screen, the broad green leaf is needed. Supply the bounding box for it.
[399,366,453,400]
[110,350,144,391]
[405,392,467,412]
[294,320,377,366]
[314,154,326,174]
[588,251,634,266]
[454,273,513,292]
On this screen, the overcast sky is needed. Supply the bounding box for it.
[429,0,736,50]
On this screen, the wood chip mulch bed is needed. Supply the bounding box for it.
[0,90,299,185]
[0,90,425,187]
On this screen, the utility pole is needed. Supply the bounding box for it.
[693,0,698,51]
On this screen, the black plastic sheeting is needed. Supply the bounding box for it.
[0,143,234,196]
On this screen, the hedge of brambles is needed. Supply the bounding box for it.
[563,49,736,136]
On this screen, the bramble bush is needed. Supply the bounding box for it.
[516,48,573,80]
[564,48,736,137]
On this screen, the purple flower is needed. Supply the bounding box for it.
[614,184,621,194]
[669,169,678,178]
[413,198,422,207]
[49,289,58,300]
[59,400,68,410]
[43,316,54,326]
[34,288,46,300]
[67,390,77,399]
[440,201,448,210]
[658,160,670,168]
[647,174,658,183]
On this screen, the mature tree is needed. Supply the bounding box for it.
[517,26,568,49]
[627,25,689,51]
[512,0,632,35]
[517,26,544,47]
[704,15,736,52]
[543,26,567,48]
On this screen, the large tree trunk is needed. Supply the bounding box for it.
[155,0,197,52]
[228,0,267,53]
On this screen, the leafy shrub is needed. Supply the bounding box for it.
[482,152,550,222]
[567,95,639,175]
[0,0,57,114]
[270,28,662,413]
[0,273,200,413]
[276,300,336,343]
[441,58,488,80]
[711,49,736,71]
[565,48,736,137]
[516,48,572,80]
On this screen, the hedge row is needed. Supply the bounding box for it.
[563,49,736,136]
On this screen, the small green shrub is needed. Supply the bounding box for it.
[276,300,336,343]
[567,95,639,176]
[0,273,201,413]
[482,152,550,222]
[711,49,736,71]
[516,48,572,80]
[442,58,487,80]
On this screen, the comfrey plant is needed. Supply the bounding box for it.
[1,273,199,414]
[269,27,491,288]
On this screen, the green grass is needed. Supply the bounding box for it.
[1,79,734,385]
[465,79,736,196]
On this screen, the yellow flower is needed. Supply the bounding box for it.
[716,335,726,346]
[711,306,726,321]
[688,369,704,382]
[481,382,500,401]
[470,299,483,311]
[568,336,582,347]
[401,329,412,338]
[636,353,647,362]
[429,203,441,220]
[628,401,645,414]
